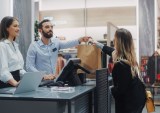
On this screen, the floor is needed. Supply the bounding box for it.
[110,89,160,113]
[111,99,160,113]
[142,105,160,113]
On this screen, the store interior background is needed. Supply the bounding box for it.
[0,0,160,112]
[0,0,158,62]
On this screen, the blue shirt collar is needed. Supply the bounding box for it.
[37,38,54,47]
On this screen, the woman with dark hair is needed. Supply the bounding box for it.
[0,16,26,88]
[93,28,146,113]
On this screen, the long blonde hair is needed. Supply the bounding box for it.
[113,28,138,77]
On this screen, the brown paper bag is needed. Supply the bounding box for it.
[77,45,102,78]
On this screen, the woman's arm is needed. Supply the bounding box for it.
[95,42,115,56]
[0,43,19,87]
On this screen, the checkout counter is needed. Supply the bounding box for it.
[0,68,111,113]
[0,81,95,113]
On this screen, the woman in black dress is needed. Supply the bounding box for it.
[94,28,146,113]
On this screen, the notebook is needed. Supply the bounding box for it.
[0,72,44,94]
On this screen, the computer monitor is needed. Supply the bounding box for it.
[55,58,90,86]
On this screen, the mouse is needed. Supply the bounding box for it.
[47,81,64,87]
[55,81,64,87]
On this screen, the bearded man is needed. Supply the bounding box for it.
[26,19,90,80]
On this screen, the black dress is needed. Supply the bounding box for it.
[111,61,146,113]
[102,46,146,113]
[0,70,20,88]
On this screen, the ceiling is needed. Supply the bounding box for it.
[39,0,137,11]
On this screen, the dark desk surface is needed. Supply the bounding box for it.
[0,81,96,101]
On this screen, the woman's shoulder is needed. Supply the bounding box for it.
[0,41,7,48]
[114,60,130,69]
[113,60,131,75]
[0,40,19,48]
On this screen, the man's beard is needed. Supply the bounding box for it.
[42,30,53,39]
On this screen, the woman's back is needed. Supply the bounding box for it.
[112,61,146,113]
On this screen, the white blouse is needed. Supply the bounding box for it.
[0,40,26,83]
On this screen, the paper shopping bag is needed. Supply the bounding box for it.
[77,45,102,77]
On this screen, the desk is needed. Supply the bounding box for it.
[0,84,95,113]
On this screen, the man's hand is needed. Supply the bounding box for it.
[78,36,91,43]
[43,74,56,80]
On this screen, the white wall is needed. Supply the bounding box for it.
[54,25,138,56]
[0,0,13,20]
[158,0,160,17]
[54,26,136,40]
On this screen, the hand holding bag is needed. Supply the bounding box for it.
[146,90,155,113]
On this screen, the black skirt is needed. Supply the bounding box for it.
[0,70,20,88]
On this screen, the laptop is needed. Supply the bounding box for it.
[0,72,44,94]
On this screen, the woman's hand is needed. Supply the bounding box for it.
[88,39,97,45]
[7,79,19,87]
[88,39,104,49]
